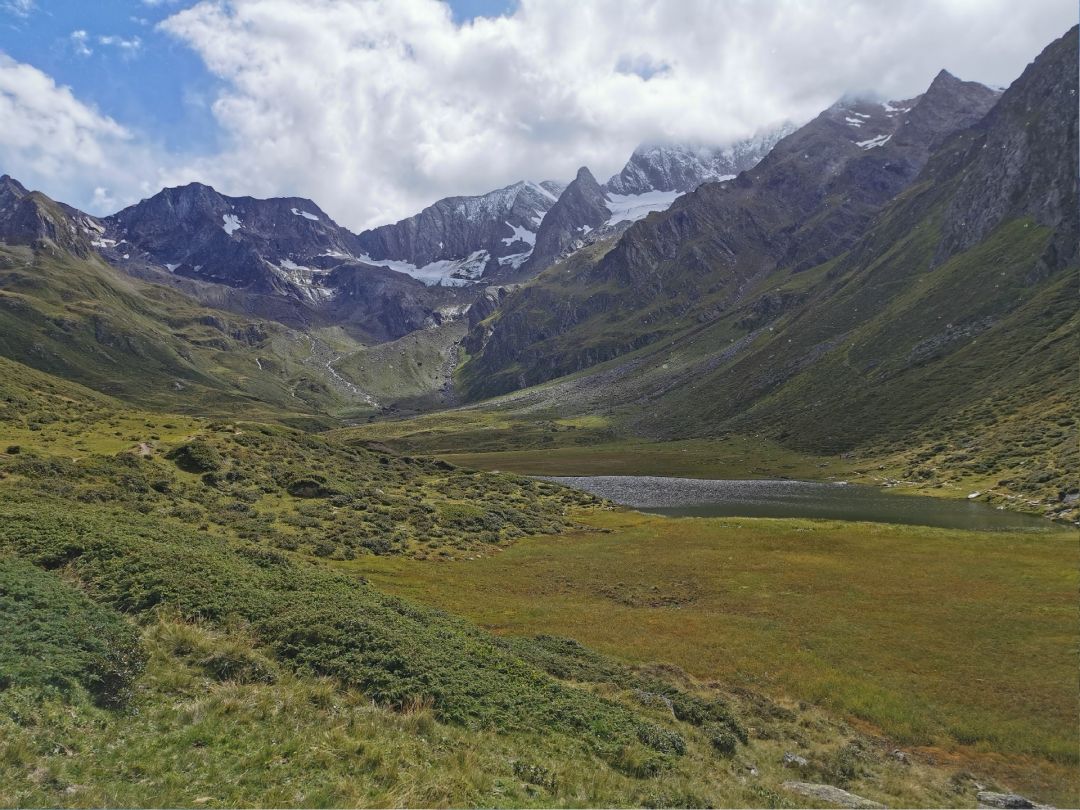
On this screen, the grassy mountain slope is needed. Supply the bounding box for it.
[0,242,383,420]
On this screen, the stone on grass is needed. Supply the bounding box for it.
[782,781,886,809]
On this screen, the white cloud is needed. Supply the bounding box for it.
[2,0,35,18]
[97,34,144,57]
[0,0,1075,229]
[153,0,1075,230]
[0,54,158,211]
[70,30,93,57]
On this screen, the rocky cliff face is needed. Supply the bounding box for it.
[0,175,99,258]
[521,167,612,274]
[604,125,795,195]
[95,182,469,342]
[355,181,564,284]
[103,183,364,298]
[932,26,1078,274]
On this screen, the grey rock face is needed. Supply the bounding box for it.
[87,182,469,342]
[781,752,809,768]
[782,781,886,809]
[605,125,795,195]
[521,167,612,274]
[976,790,1054,809]
[103,182,363,298]
[355,180,562,280]
[0,175,98,258]
[934,26,1078,273]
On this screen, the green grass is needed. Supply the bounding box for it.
[438,436,842,480]
[351,509,1080,806]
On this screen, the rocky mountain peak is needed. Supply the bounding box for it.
[354,178,564,284]
[933,24,1078,270]
[605,124,795,196]
[521,164,612,274]
[574,166,599,185]
[0,182,96,258]
[0,174,29,202]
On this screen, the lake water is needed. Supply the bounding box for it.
[543,476,1068,532]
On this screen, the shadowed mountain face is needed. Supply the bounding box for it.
[104,183,365,297]
[355,180,564,283]
[0,174,100,258]
[458,68,1003,398]
[520,167,613,275]
[95,183,467,343]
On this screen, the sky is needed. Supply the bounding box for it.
[0,0,1074,231]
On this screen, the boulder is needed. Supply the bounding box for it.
[976,791,1053,809]
[782,781,886,809]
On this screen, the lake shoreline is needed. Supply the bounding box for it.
[540,474,1071,532]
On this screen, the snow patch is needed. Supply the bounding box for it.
[320,249,358,261]
[604,189,680,226]
[498,251,531,270]
[222,214,242,235]
[165,263,180,272]
[277,259,333,302]
[844,117,864,127]
[528,180,559,203]
[501,221,536,247]
[882,101,912,115]
[290,207,319,221]
[856,133,893,150]
[358,250,489,287]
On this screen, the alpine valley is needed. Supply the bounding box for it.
[0,22,1076,810]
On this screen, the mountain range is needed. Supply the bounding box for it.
[0,25,1075,513]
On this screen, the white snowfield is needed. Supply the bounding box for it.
[502,221,537,247]
[604,189,682,226]
[357,250,489,287]
[290,207,320,221]
[222,213,242,235]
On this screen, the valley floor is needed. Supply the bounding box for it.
[347,509,1079,807]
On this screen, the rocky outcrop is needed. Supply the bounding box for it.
[323,262,470,343]
[781,781,886,809]
[521,167,611,274]
[0,175,97,258]
[976,790,1054,809]
[933,26,1078,275]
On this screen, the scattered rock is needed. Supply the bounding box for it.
[782,751,809,768]
[976,790,1053,809]
[888,748,910,764]
[782,781,886,809]
[633,689,675,716]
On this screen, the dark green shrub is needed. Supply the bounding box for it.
[0,556,145,707]
[709,727,739,757]
[637,723,685,755]
[166,440,223,473]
